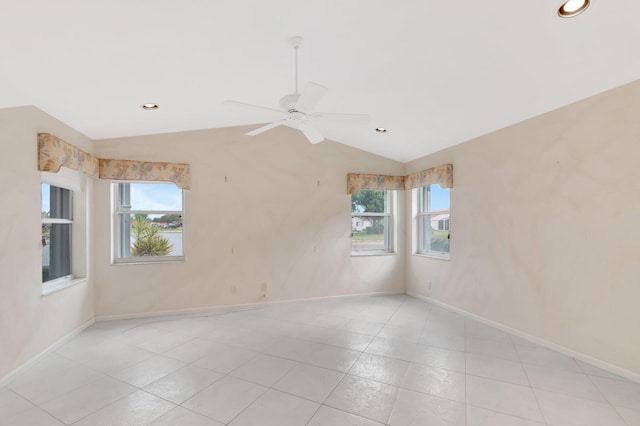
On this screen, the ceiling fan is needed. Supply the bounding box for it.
[224,36,369,144]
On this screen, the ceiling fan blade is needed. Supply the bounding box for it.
[295,82,328,113]
[298,122,325,144]
[245,120,286,136]
[223,100,284,116]
[312,112,370,125]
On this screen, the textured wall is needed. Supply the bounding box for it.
[93,125,406,318]
[405,80,640,374]
[0,106,94,379]
[6,79,638,380]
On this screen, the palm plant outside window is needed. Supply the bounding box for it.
[113,182,184,263]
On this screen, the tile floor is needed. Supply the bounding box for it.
[1,295,638,425]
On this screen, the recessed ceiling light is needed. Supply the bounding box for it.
[558,0,590,18]
[141,103,159,110]
[375,127,387,133]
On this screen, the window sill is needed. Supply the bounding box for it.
[413,252,450,261]
[42,277,87,296]
[351,251,397,257]
[112,256,185,265]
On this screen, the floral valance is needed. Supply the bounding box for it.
[38,133,99,178]
[404,163,453,190]
[347,164,453,194]
[37,133,191,189]
[99,159,190,189]
[347,173,406,195]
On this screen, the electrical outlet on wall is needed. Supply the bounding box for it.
[427,281,432,291]
[230,285,237,294]
[261,282,267,300]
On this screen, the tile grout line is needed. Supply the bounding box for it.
[163,298,402,425]
[18,295,636,426]
[516,343,551,426]
[314,295,412,425]
[563,371,633,426]
[580,364,631,426]
[377,295,420,426]
[464,314,467,426]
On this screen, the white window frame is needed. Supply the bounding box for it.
[41,185,73,285]
[112,181,185,264]
[417,185,450,258]
[351,189,395,255]
[41,168,88,295]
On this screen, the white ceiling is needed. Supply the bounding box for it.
[2,0,639,162]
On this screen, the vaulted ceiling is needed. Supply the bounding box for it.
[2,0,639,162]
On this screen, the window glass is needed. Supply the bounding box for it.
[128,183,183,211]
[351,189,387,214]
[41,184,72,282]
[418,185,450,256]
[429,184,450,210]
[351,189,393,253]
[114,182,184,262]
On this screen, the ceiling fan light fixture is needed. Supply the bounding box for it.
[375,127,387,133]
[141,103,159,110]
[558,0,590,17]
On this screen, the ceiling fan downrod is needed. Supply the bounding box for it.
[280,36,304,112]
[289,36,303,95]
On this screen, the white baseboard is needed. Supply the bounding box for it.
[0,318,95,387]
[407,291,640,384]
[95,290,405,322]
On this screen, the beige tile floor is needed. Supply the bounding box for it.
[1,295,638,425]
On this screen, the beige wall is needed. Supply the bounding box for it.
[5,79,639,380]
[405,80,640,374]
[0,106,94,380]
[93,126,405,318]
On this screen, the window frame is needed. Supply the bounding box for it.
[351,189,395,255]
[112,181,185,264]
[41,184,73,285]
[417,185,450,258]
[41,168,88,295]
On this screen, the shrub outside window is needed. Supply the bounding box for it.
[418,184,450,257]
[113,182,184,263]
[351,189,394,253]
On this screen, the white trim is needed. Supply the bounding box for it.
[42,277,88,296]
[351,251,396,257]
[41,218,73,224]
[95,290,405,322]
[407,291,640,384]
[351,189,394,253]
[114,210,183,215]
[413,252,450,261]
[113,256,185,265]
[417,185,450,257]
[351,213,389,217]
[41,168,85,193]
[112,181,185,262]
[0,318,95,387]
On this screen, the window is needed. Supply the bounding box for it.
[113,182,184,263]
[417,184,450,257]
[351,189,394,253]
[41,184,72,283]
[41,168,88,294]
